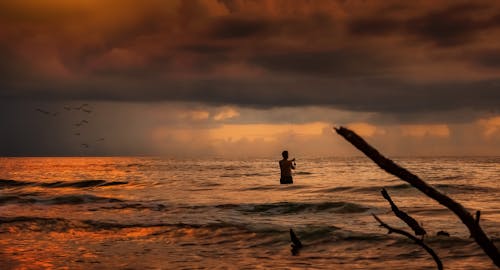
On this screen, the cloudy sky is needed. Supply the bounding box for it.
[1,0,500,157]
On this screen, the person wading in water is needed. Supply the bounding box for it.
[279,150,296,184]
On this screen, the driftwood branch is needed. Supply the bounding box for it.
[335,126,500,267]
[381,188,426,237]
[373,214,443,270]
[290,228,303,256]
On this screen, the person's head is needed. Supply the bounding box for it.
[282,150,289,159]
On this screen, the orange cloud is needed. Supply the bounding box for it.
[346,122,385,137]
[478,116,500,138]
[213,107,240,121]
[180,110,210,121]
[210,122,328,141]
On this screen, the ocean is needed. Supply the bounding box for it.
[0,157,499,269]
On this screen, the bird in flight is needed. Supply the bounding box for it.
[35,108,50,115]
[74,104,90,111]
[74,120,89,127]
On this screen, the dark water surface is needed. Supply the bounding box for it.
[0,157,499,269]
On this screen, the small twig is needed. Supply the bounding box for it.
[373,214,443,270]
[290,228,303,256]
[471,210,482,238]
[381,188,426,237]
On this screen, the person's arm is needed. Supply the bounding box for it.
[291,159,296,169]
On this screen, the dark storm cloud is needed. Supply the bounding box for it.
[1,0,500,116]
[348,17,398,36]
[349,3,500,47]
[3,0,500,157]
[179,44,233,54]
[406,3,497,46]
[2,75,499,115]
[249,49,389,76]
[208,17,271,39]
[0,1,84,24]
[471,49,500,68]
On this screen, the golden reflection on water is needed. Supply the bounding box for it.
[0,157,137,182]
[0,217,496,269]
[0,157,499,269]
[0,226,166,269]
[0,224,257,269]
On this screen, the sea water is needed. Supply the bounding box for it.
[0,157,499,269]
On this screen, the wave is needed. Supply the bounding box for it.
[279,184,308,190]
[353,184,412,193]
[0,216,338,240]
[240,186,276,191]
[126,163,144,167]
[220,173,269,178]
[0,179,33,188]
[0,194,123,205]
[433,183,498,193]
[295,171,313,175]
[0,195,35,204]
[0,178,128,189]
[4,216,482,248]
[292,225,341,241]
[343,183,498,194]
[41,180,128,188]
[439,175,463,180]
[215,201,371,215]
[0,216,254,232]
[315,186,354,193]
[96,203,167,211]
[2,216,495,248]
[0,216,74,232]
[201,182,222,187]
[47,194,123,204]
[222,165,252,171]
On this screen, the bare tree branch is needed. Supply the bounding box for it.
[381,188,426,237]
[335,126,500,267]
[373,214,443,270]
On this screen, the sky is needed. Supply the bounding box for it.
[1,0,500,157]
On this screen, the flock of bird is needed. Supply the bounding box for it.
[35,103,104,149]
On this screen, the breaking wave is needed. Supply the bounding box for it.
[318,183,500,194]
[0,194,123,205]
[214,201,371,215]
[1,215,487,248]
[0,179,128,189]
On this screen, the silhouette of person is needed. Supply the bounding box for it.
[279,150,296,184]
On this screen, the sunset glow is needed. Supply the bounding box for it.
[2,3,500,268]
[1,0,499,156]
